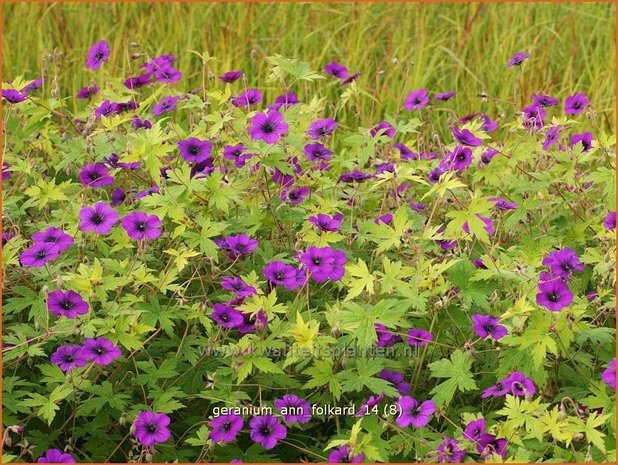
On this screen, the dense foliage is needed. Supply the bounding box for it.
[1,39,616,464]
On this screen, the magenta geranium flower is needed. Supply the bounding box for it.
[328,445,364,463]
[437,437,466,463]
[603,211,616,231]
[564,93,590,115]
[463,418,486,441]
[370,121,396,138]
[249,110,288,144]
[395,396,435,428]
[51,345,88,372]
[602,358,616,390]
[82,337,121,365]
[219,70,243,83]
[47,290,89,319]
[542,248,584,280]
[281,186,310,205]
[19,243,61,268]
[324,61,349,79]
[220,276,257,298]
[299,246,347,282]
[307,118,337,139]
[212,303,244,329]
[448,146,473,170]
[154,65,182,83]
[121,211,162,240]
[471,314,508,340]
[79,163,114,188]
[404,89,429,111]
[489,197,518,211]
[268,92,300,111]
[231,88,263,107]
[249,415,287,449]
[2,89,28,104]
[303,143,333,162]
[32,227,74,252]
[215,234,259,258]
[79,202,118,235]
[452,128,482,147]
[274,394,311,423]
[536,278,573,312]
[152,95,180,116]
[209,414,244,443]
[124,74,152,90]
[570,132,593,152]
[477,434,507,459]
[542,125,561,151]
[263,260,306,291]
[178,137,212,163]
[308,213,343,232]
[223,144,253,168]
[133,411,171,447]
[85,40,110,70]
[380,368,409,394]
[435,91,456,101]
[505,51,529,67]
[37,449,75,463]
[532,93,559,108]
[407,328,432,347]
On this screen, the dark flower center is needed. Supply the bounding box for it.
[89,171,101,181]
[146,423,158,434]
[136,222,147,232]
[94,346,106,355]
[260,425,272,436]
[573,102,581,109]
[483,323,495,333]
[261,123,275,134]
[312,257,321,265]
[456,153,466,161]
[317,128,327,136]
[561,262,571,272]
[95,52,104,61]
[60,300,73,310]
[188,145,200,155]
[548,292,559,302]
[274,272,283,281]
[35,250,48,260]
[222,421,232,432]
[91,213,104,225]
[414,98,421,104]
[235,243,246,252]
[221,313,230,322]
[410,406,421,416]
[63,354,75,363]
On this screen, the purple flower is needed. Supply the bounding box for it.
[2,232,16,245]
[536,278,574,312]
[303,143,333,162]
[375,324,402,348]
[452,128,482,147]
[51,345,88,372]
[489,197,518,211]
[504,371,537,397]
[477,434,507,459]
[133,411,171,447]
[269,92,300,111]
[111,188,126,206]
[449,146,473,171]
[132,115,152,130]
[370,121,396,138]
[380,369,409,394]
[338,170,372,183]
[209,414,244,443]
[542,248,584,280]
[237,310,268,334]
[121,211,162,240]
[124,74,153,90]
[32,227,74,253]
[435,91,456,101]
[223,143,253,168]
[479,148,498,166]
[407,328,432,347]
[93,100,119,119]
[481,380,508,398]
[395,396,435,428]
[152,95,180,116]
[428,167,445,184]
[341,72,361,86]
[79,163,114,188]
[47,290,89,319]
[216,234,259,258]
[212,303,244,328]
[471,314,508,340]
[299,246,347,282]
[603,211,616,231]
[249,110,288,144]
[564,93,590,115]
[463,418,486,442]
[37,449,75,463]
[480,113,498,132]
[324,61,349,79]
[22,78,44,93]
[437,437,466,463]
[221,276,257,298]
[142,55,176,74]
[85,40,110,70]
[263,260,306,291]
[506,51,529,67]
[570,132,593,152]
[79,202,118,235]
[463,215,495,236]
[82,337,122,365]
[177,137,212,163]
[532,94,559,108]
[307,118,337,139]
[542,125,561,151]
[19,243,61,268]
[2,161,10,180]
[395,143,417,160]
[134,186,160,201]
[249,415,287,449]
[219,70,243,83]
[232,88,263,108]
[154,66,182,84]
[602,359,616,390]
[374,213,393,225]
[77,83,100,99]
[404,89,429,111]
[2,89,28,104]
[281,186,310,205]
[522,105,545,131]
[274,394,311,424]
[308,213,343,232]
[355,393,385,417]
[328,445,364,463]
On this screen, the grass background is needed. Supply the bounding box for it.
[2,2,616,129]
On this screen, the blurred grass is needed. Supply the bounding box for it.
[2,2,616,129]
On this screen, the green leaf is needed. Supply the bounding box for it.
[428,350,477,406]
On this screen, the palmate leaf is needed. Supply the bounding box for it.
[339,299,408,348]
[343,259,376,300]
[428,350,477,406]
[447,259,492,309]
